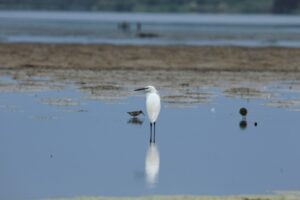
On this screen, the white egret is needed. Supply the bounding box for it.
[134,86,161,143]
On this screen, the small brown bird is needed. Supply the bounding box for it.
[127,110,144,117]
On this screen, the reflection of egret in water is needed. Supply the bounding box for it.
[145,142,160,187]
[145,110,160,187]
[127,117,144,125]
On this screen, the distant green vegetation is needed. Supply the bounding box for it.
[0,0,299,14]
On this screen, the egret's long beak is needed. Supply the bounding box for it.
[134,87,147,91]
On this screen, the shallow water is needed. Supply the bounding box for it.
[1,69,300,200]
[1,11,300,47]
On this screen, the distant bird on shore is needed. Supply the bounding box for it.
[127,110,144,117]
[135,86,161,143]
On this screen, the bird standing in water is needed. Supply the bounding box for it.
[135,86,161,143]
[127,110,144,117]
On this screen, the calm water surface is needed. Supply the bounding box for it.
[0,74,300,200]
[1,11,300,47]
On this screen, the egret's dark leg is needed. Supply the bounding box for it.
[153,122,156,143]
[150,123,153,143]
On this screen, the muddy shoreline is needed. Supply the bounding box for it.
[0,43,300,71]
[50,193,300,200]
[1,43,300,108]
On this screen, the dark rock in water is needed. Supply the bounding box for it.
[136,32,159,38]
[254,122,258,126]
[239,107,248,116]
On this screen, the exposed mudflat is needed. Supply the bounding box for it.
[1,67,300,109]
[0,43,300,71]
[1,43,300,108]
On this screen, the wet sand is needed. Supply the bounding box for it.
[0,43,300,71]
[50,192,300,200]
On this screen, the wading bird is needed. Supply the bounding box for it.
[135,86,161,143]
[127,110,144,117]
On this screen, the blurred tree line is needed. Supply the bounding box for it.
[0,0,299,14]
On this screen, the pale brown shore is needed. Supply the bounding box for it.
[0,43,300,71]
[48,192,300,200]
